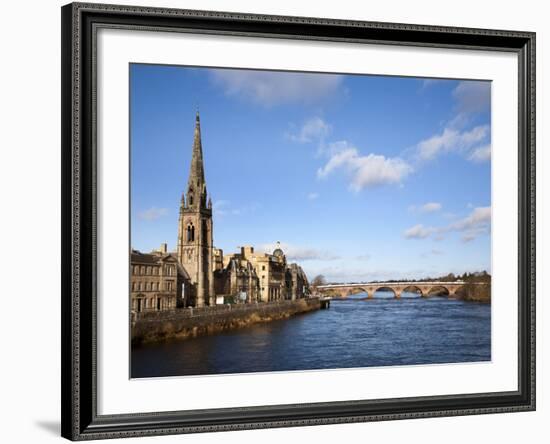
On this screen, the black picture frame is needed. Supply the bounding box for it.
[61,2,536,440]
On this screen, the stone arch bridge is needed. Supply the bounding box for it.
[317,281,479,299]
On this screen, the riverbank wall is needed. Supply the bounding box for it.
[131,297,321,345]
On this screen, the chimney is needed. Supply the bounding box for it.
[160,243,167,254]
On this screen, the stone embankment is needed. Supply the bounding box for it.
[132,297,320,344]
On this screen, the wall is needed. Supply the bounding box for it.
[132,298,320,343]
[0,0,546,443]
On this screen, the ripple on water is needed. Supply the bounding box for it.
[131,296,491,378]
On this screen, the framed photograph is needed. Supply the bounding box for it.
[61,2,535,440]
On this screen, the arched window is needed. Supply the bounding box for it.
[147,266,151,275]
[141,266,145,274]
[187,224,195,242]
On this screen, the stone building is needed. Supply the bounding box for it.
[214,251,261,303]
[216,244,310,303]
[286,262,310,300]
[130,243,189,312]
[130,112,310,310]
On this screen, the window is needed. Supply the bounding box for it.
[262,265,265,271]
[141,266,145,274]
[187,224,195,242]
[147,266,151,275]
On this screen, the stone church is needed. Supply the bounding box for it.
[130,112,309,311]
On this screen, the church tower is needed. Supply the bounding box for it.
[177,111,214,307]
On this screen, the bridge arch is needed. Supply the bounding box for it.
[426,285,451,297]
[374,286,399,299]
[349,287,368,296]
[401,285,424,298]
[449,285,465,298]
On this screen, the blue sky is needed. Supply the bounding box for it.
[130,64,491,283]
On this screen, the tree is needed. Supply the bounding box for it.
[311,274,327,290]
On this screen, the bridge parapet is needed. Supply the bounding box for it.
[317,281,484,299]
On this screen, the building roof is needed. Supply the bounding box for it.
[131,250,191,280]
[130,251,161,265]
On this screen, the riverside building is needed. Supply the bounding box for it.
[130,112,310,311]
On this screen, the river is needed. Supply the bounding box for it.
[131,291,491,378]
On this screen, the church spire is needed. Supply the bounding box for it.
[186,110,207,209]
[188,110,205,188]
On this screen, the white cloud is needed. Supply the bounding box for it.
[468,144,491,163]
[417,77,491,165]
[453,81,491,114]
[404,224,436,239]
[421,202,442,213]
[210,70,343,107]
[449,207,491,231]
[413,80,491,163]
[404,206,491,242]
[138,207,168,221]
[260,242,339,262]
[317,141,412,191]
[421,78,444,89]
[307,192,319,200]
[416,125,490,161]
[287,117,331,143]
[409,203,442,213]
[213,200,258,217]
